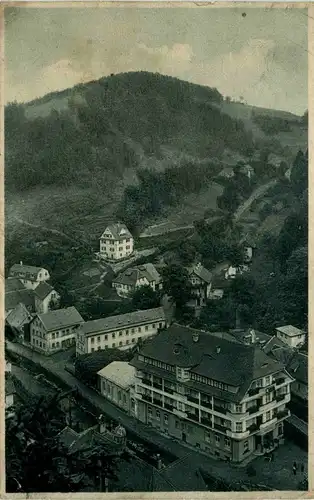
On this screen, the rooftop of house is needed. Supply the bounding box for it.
[36,306,84,331]
[97,361,137,389]
[218,166,234,177]
[80,307,166,337]
[271,348,308,386]
[57,425,124,456]
[262,335,287,355]
[276,325,305,337]
[130,324,284,403]
[6,302,33,330]
[5,278,26,294]
[113,263,162,287]
[5,374,16,396]
[9,263,49,281]
[229,329,271,346]
[100,223,133,241]
[5,287,35,313]
[188,263,212,284]
[113,453,207,492]
[34,282,55,300]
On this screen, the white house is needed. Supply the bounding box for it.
[275,325,306,349]
[76,307,167,356]
[99,223,134,261]
[30,307,84,355]
[112,263,162,298]
[187,263,212,307]
[8,262,50,290]
[98,361,137,414]
[34,282,60,314]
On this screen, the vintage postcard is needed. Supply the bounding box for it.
[2,2,310,496]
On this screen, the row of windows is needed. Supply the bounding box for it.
[90,323,162,344]
[138,356,176,373]
[191,373,229,392]
[32,338,46,349]
[90,337,138,352]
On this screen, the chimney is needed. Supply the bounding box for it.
[249,329,256,344]
[216,346,221,354]
[20,261,23,266]
[192,332,199,343]
[156,453,162,470]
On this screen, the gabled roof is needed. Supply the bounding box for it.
[6,303,33,330]
[100,223,133,241]
[131,324,284,401]
[58,425,124,456]
[271,348,308,386]
[5,278,26,294]
[276,325,305,337]
[9,263,49,281]
[263,335,287,355]
[97,362,137,389]
[189,263,212,284]
[36,307,84,331]
[113,263,162,287]
[34,282,55,300]
[5,288,35,312]
[80,307,166,337]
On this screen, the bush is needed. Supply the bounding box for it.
[246,465,257,477]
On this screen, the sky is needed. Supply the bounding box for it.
[5,6,308,114]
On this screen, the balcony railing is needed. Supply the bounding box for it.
[248,405,259,415]
[164,387,174,395]
[164,402,173,411]
[142,394,152,402]
[276,393,286,403]
[201,417,211,427]
[275,377,286,386]
[214,423,227,433]
[153,383,163,391]
[153,399,163,408]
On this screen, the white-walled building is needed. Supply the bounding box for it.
[112,263,163,298]
[98,361,137,413]
[8,263,50,290]
[76,307,167,356]
[187,263,212,307]
[99,223,134,261]
[275,325,306,348]
[30,307,84,354]
[34,282,60,314]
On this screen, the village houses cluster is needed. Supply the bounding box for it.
[5,222,307,465]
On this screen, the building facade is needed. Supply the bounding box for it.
[9,263,50,290]
[76,307,167,356]
[112,263,163,298]
[275,325,306,348]
[34,282,60,314]
[130,324,293,463]
[187,263,212,307]
[99,223,134,261]
[30,307,84,354]
[98,361,137,413]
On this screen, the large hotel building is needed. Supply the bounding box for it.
[130,324,293,463]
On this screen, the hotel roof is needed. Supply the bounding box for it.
[37,307,84,331]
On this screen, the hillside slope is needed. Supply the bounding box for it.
[5,71,307,244]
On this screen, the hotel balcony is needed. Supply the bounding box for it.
[214,423,228,434]
[164,402,174,411]
[276,408,290,420]
[186,411,200,422]
[247,423,259,434]
[200,417,212,427]
[141,378,152,387]
[257,417,278,435]
[226,429,250,440]
[173,408,187,419]
[164,386,174,395]
[141,393,152,403]
[200,400,212,410]
[187,395,199,405]
[152,383,163,391]
[213,405,228,415]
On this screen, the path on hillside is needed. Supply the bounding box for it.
[13,217,87,246]
[234,180,277,221]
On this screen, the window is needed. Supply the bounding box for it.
[244,440,249,452]
[91,348,95,352]
[131,328,135,334]
[152,323,156,328]
[164,414,168,425]
[125,330,129,335]
[56,342,60,348]
[265,376,271,386]
[105,335,108,340]
[56,332,59,338]
[205,431,211,443]
[215,434,220,446]
[148,406,153,418]
[138,327,141,333]
[236,422,242,432]
[52,332,55,339]
[126,339,130,345]
[112,333,116,339]
[156,410,160,421]
[159,322,163,328]
[175,420,180,429]
[39,342,42,348]
[112,343,115,348]
[138,336,142,341]
[97,336,100,342]
[224,437,231,449]
[119,331,123,336]
[265,392,272,404]
[235,405,242,413]
[145,325,148,331]
[265,411,271,422]
[98,346,101,351]
[52,342,55,348]
[131,338,135,343]
[91,338,95,344]
[119,341,123,347]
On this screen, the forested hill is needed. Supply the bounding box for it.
[5,71,305,193]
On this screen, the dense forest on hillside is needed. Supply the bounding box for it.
[5,72,256,193]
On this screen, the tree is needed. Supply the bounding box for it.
[176,240,197,266]
[161,264,191,310]
[131,285,161,310]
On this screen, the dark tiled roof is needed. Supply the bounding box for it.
[113,263,162,287]
[271,348,308,386]
[133,324,284,388]
[6,303,33,329]
[113,268,139,286]
[5,288,35,312]
[5,374,16,396]
[101,223,133,241]
[34,282,55,300]
[113,455,174,492]
[262,335,287,355]
[37,307,84,331]
[5,278,25,294]
[58,425,124,456]
[81,307,166,336]
[189,263,212,284]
